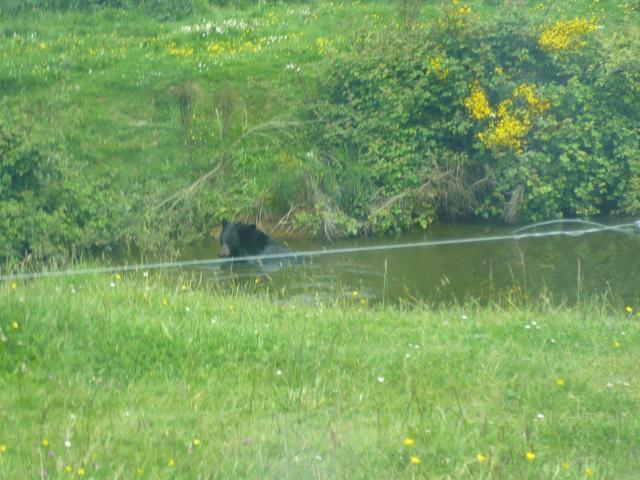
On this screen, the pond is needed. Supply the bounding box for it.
[182,218,640,306]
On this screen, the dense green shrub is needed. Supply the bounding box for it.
[308,5,640,232]
[0,109,122,262]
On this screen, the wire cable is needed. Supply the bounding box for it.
[1,220,638,282]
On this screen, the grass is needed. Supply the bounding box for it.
[1,0,638,221]
[1,273,639,478]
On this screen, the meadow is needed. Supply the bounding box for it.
[1,273,639,478]
[2,1,640,478]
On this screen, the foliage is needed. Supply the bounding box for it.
[308,3,640,231]
[0,108,123,262]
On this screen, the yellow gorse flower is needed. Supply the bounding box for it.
[482,99,530,152]
[472,83,548,153]
[513,83,550,114]
[539,17,597,52]
[465,83,491,120]
[429,56,449,80]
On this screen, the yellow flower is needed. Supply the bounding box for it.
[539,17,598,51]
[429,56,449,80]
[193,438,201,447]
[11,281,17,290]
[114,273,122,281]
[352,290,359,296]
[513,83,550,113]
[64,465,73,473]
[476,453,487,463]
[11,321,18,330]
[403,437,415,446]
[137,467,144,476]
[556,377,565,386]
[77,467,86,476]
[316,37,330,54]
[494,66,504,75]
[42,438,49,447]
[167,458,175,467]
[613,340,621,348]
[561,461,571,470]
[625,306,633,313]
[162,297,169,306]
[525,451,536,461]
[465,83,491,120]
[181,284,188,291]
[410,455,421,465]
[0,444,6,453]
[585,466,594,477]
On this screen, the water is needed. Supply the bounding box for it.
[182,219,640,306]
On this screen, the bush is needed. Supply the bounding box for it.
[0,109,122,262]
[307,5,640,232]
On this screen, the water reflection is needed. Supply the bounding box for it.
[183,220,640,305]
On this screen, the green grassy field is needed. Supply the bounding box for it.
[2,3,640,477]
[1,273,639,478]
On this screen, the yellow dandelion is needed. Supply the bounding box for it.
[77,467,86,476]
[64,465,73,473]
[193,438,201,447]
[167,458,175,467]
[525,451,536,461]
[403,437,415,446]
[352,290,359,296]
[11,281,17,290]
[181,284,188,291]
[0,444,6,453]
[585,466,594,477]
[613,340,621,348]
[561,461,571,470]
[476,453,487,463]
[410,455,421,465]
[625,306,633,313]
[162,297,169,306]
[114,273,122,281]
[556,378,565,386]
[11,321,18,330]
[137,467,144,476]
[42,438,49,447]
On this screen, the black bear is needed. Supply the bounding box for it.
[218,220,300,266]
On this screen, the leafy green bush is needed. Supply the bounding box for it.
[307,5,640,232]
[0,109,122,262]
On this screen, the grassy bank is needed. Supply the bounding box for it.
[1,274,639,478]
[2,0,639,261]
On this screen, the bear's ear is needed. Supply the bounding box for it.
[221,218,229,228]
